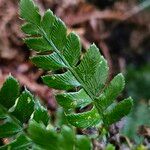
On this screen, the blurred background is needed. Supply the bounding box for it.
[0,0,149,149]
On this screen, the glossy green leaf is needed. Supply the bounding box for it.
[0,119,22,138]
[28,121,60,150]
[20,0,134,129]
[20,0,41,25]
[41,9,55,38]
[0,75,19,109]
[75,44,108,96]
[56,89,92,109]
[96,73,125,113]
[21,23,39,35]
[28,120,92,150]
[11,90,34,123]
[42,71,80,90]
[31,52,66,71]
[24,37,52,52]
[32,100,50,126]
[66,107,101,128]
[50,18,67,51]
[76,135,92,150]
[63,32,81,66]
[60,125,75,150]
[103,97,133,126]
[90,57,108,96]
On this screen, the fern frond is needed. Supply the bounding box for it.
[28,121,92,150]
[0,75,48,148]
[0,76,91,149]
[20,0,133,128]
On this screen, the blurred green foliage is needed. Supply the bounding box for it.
[125,65,150,101]
[122,64,150,143]
[122,102,150,143]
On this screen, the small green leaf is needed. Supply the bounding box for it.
[63,32,81,66]
[0,75,20,109]
[42,71,80,90]
[56,89,92,109]
[24,37,52,52]
[75,44,108,96]
[67,107,101,128]
[96,73,125,113]
[28,120,60,150]
[20,0,41,25]
[31,52,66,71]
[75,44,101,82]
[32,100,50,126]
[76,135,92,150]
[51,18,67,51]
[0,119,22,138]
[103,97,133,126]
[11,90,34,123]
[21,23,39,35]
[60,125,75,150]
[90,57,108,96]
[41,9,55,38]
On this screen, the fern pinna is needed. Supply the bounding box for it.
[20,0,133,128]
[0,76,91,149]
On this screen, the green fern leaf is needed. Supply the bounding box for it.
[10,90,35,123]
[31,53,66,70]
[66,107,101,128]
[63,32,81,66]
[95,73,125,114]
[32,100,50,126]
[56,89,92,109]
[28,120,59,150]
[0,76,49,148]
[20,0,133,128]
[21,23,39,35]
[50,18,67,51]
[24,37,53,52]
[28,120,92,150]
[0,75,19,109]
[20,0,41,25]
[42,71,80,90]
[0,75,92,149]
[103,97,133,126]
[41,9,55,38]
[75,44,108,97]
[0,118,22,138]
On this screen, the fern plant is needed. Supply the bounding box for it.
[0,75,92,149]
[20,0,133,128]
